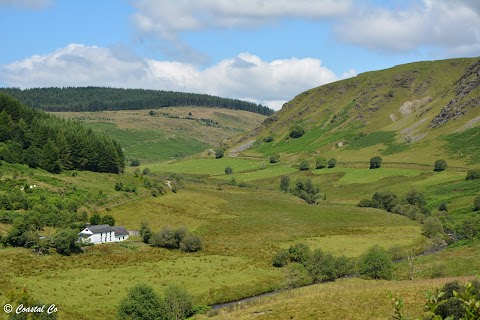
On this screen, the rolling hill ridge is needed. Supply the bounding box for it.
[232,57,480,166]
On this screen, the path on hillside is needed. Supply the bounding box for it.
[228,140,255,157]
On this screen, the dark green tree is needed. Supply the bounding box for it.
[152,227,179,249]
[298,160,310,171]
[369,156,382,169]
[327,158,337,168]
[101,214,115,226]
[51,229,81,255]
[117,284,166,320]
[40,139,62,173]
[224,166,233,175]
[465,169,480,180]
[405,189,426,207]
[215,148,224,159]
[289,124,305,138]
[288,243,311,265]
[280,176,290,193]
[315,157,327,169]
[269,154,280,163]
[358,245,393,280]
[140,222,153,244]
[164,285,193,320]
[179,233,202,252]
[272,249,289,267]
[306,249,337,283]
[434,159,447,172]
[89,213,102,225]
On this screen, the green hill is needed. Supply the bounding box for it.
[230,57,480,166]
[0,86,274,116]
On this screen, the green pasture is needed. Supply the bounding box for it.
[149,158,264,176]
[212,165,297,182]
[313,167,424,185]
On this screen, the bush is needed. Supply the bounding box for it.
[101,214,115,226]
[288,243,311,265]
[283,263,313,289]
[315,157,327,169]
[224,166,233,175]
[434,159,447,172]
[327,158,337,168]
[405,189,426,207]
[89,213,102,225]
[306,249,337,283]
[152,227,179,249]
[179,233,202,252]
[51,229,81,255]
[269,154,280,163]
[142,168,150,175]
[140,222,153,244]
[358,199,374,207]
[474,195,480,211]
[164,285,193,320]
[117,284,166,320]
[272,249,289,267]
[215,148,224,159]
[369,156,382,169]
[114,181,123,191]
[455,215,480,240]
[279,176,290,193]
[298,160,310,171]
[422,217,444,239]
[130,159,140,167]
[372,192,398,212]
[358,245,393,280]
[439,202,448,211]
[466,169,480,180]
[263,136,274,143]
[289,125,305,138]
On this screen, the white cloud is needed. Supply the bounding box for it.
[1,44,349,110]
[335,0,480,56]
[0,0,52,9]
[131,0,352,39]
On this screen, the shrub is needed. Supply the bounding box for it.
[152,227,179,249]
[140,222,153,244]
[142,168,151,175]
[474,195,480,211]
[298,160,310,171]
[272,249,289,267]
[89,213,102,225]
[372,192,398,212]
[334,255,355,277]
[179,233,202,252]
[215,148,224,159]
[164,285,193,320]
[263,136,274,143]
[306,249,337,283]
[327,158,337,168]
[130,159,140,167]
[358,245,393,280]
[315,157,327,169]
[288,243,311,265]
[51,229,81,255]
[434,159,447,172]
[117,284,166,320]
[369,156,382,169]
[289,125,305,138]
[358,199,374,207]
[224,166,233,175]
[283,263,313,289]
[466,169,480,180]
[438,202,448,211]
[455,215,480,240]
[279,176,290,193]
[114,181,123,191]
[422,217,444,239]
[101,214,115,226]
[269,154,280,163]
[405,189,426,207]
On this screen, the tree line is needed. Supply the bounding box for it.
[0,87,274,116]
[0,93,125,174]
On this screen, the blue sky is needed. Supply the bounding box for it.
[1,0,479,110]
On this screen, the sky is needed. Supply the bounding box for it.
[1,0,479,110]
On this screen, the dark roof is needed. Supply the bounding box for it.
[112,226,129,236]
[87,225,114,234]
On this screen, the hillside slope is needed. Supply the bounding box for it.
[231,57,480,166]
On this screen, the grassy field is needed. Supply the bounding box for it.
[313,167,424,185]
[55,107,265,163]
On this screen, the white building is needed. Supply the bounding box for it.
[78,224,129,244]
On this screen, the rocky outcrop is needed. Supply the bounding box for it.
[430,60,480,128]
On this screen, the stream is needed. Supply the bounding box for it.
[210,243,450,310]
